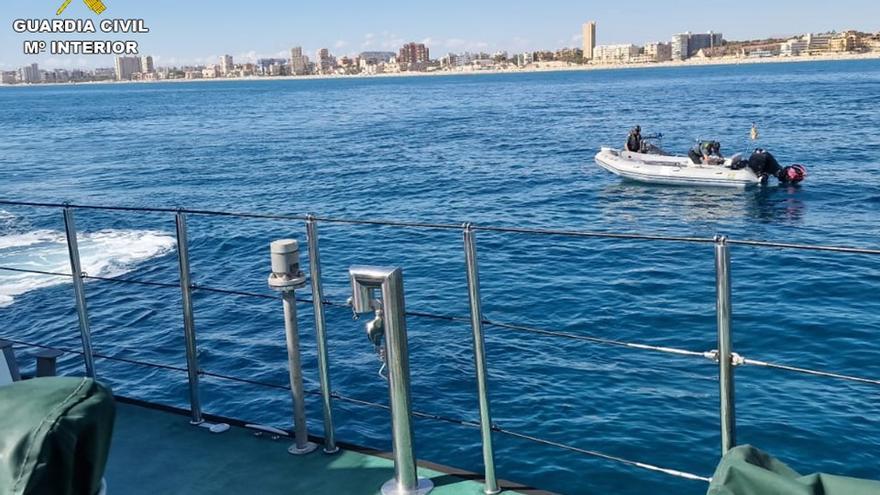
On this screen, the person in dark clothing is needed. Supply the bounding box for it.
[689,141,723,164]
[747,149,782,180]
[625,126,642,152]
[748,149,807,184]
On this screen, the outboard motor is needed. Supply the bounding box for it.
[778,164,807,184]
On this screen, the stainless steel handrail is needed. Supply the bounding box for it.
[4,199,880,491]
[175,212,204,425]
[349,265,433,495]
[463,224,500,495]
[3,199,878,254]
[306,216,339,454]
[62,207,96,378]
[4,263,874,385]
[714,236,736,454]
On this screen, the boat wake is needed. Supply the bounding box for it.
[0,211,175,307]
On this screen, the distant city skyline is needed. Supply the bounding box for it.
[2,0,879,69]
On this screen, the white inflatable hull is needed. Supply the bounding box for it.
[595,148,760,188]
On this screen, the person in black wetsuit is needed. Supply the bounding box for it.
[625,126,642,152]
[747,149,782,181]
[747,149,807,184]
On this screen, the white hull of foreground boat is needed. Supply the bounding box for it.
[595,148,761,188]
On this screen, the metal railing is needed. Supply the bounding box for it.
[2,199,880,493]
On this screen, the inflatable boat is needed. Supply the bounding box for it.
[594,147,761,188]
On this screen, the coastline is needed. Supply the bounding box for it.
[3,51,879,88]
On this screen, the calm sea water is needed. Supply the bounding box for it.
[2,60,880,494]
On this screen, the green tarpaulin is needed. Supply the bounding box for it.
[0,377,115,495]
[708,445,880,495]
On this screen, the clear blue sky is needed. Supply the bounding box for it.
[1,0,878,69]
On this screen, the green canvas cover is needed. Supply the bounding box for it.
[0,377,115,495]
[708,445,880,495]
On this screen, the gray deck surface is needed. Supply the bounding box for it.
[105,401,530,494]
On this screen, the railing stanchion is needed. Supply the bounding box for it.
[306,216,338,454]
[175,212,203,424]
[349,266,433,495]
[463,224,500,495]
[714,235,736,453]
[62,207,96,378]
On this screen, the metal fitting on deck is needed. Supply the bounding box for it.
[268,240,307,291]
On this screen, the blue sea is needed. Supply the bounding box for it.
[1,60,880,494]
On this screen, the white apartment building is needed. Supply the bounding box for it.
[141,55,154,74]
[781,38,810,56]
[220,55,234,75]
[593,44,640,63]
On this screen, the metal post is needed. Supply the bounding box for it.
[282,291,318,455]
[62,207,96,378]
[350,266,433,495]
[714,235,736,453]
[306,216,338,454]
[269,239,317,456]
[175,212,203,425]
[0,340,22,383]
[462,224,500,495]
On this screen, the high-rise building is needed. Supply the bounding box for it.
[688,32,723,56]
[220,55,234,76]
[141,55,154,74]
[582,21,597,61]
[316,48,335,74]
[289,47,307,75]
[398,42,430,70]
[0,71,16,85]
[671,32,723,60]
[19,63,40,83]
[671,33,690,60]
[115,56,141,81]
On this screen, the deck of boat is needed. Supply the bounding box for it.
[105,399,539,495]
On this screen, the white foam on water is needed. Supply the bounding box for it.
[0,229,176,308]
[0,210,16,231]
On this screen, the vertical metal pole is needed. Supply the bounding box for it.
[463,224,500,495]
[62,207,96,378]
[714,235,736,453]
[349,266,432,495]
[175,212,203,425]
[281,291,317,455]
[380,268,422,495]
[306,216,338,454]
